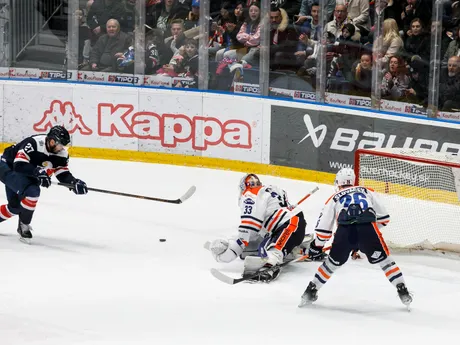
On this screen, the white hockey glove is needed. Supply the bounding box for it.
[210,238,245,263]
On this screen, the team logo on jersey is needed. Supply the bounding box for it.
[243,198,255,205]
[298,114,327,148]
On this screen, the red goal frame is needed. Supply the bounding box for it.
[354,149,460,185]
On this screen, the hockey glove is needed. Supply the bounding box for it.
[34,167,51,188]
[71,179,88,195]
[308,241,325,261]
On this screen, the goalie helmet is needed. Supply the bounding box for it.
[334,168,356,190]
[239,173,262,194]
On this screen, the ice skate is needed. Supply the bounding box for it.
[396,283,412,310]
[298,282,318,307]
[17,220,33,244]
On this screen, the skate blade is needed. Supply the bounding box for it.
[298,297,313,308]
[19,237,32,245]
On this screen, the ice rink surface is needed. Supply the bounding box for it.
[0,158,459,345]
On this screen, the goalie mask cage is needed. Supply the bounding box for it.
[354,148,460,253]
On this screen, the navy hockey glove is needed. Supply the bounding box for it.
[308,242,325,261]
[71,179,88,195]
[34,167,51,188]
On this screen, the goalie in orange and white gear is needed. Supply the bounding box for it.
[209,173,307,282]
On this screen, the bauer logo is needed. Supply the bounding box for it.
[34,100,93,135]
[297,114,327,148]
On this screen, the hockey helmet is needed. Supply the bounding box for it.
[334,168,356,189]
[47,125,71,146]
[239,173,262,194]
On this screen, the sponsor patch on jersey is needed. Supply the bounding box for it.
[243,198,255,205]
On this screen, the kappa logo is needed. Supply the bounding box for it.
[34,100,93,135]
[298,114,327,148]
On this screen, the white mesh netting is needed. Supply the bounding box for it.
[357,148,460,253]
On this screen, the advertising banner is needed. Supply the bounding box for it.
[270,104,460,173]
[2,82,264,163]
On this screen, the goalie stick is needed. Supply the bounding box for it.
[53,182,196,204]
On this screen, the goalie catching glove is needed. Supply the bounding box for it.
[210,238,245,263]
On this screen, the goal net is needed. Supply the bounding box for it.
[355,148,460,253]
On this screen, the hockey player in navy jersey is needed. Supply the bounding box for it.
[0,126,88,240]
[299,168,412,308]
[209,174,306,283]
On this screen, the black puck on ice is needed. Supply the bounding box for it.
[159,239,166,242]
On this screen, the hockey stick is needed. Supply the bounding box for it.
[52,181,196,204]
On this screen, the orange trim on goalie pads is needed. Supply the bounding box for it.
[274,216,299,251]
[372,222,390,256]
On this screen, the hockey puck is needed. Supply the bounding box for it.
[159,239,166,242]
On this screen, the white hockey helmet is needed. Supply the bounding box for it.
[239,173,262,194]
[334,168,356,189]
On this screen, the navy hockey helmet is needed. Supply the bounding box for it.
[47,125,71,146]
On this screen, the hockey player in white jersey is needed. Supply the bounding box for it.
[209,174,306,282]
[299,168,412,308]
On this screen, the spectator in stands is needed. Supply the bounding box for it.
[85,19,132,72]
[325,5,360,41]
[216,2,236,27]
[404,18,430,64]
[338,0,371,38]
[86,0,133,39]
[296,2,320,44]
[161,38,198,78]
[381,55,410,100]
[351,52,372,95]
[235,1,261,64]
[145,28,173,74]
[401,0,431,38]
[271,0,302,23]
[442,26,460,68]
[376,18,404,64]
[76,9,91,68]
[184,0,200,31]
[166,19,186,55]
[295,0,335,25]
[269,6,298,70]
[146,0,189,36]
[406,58,429,106]
[439,56,460,111]
[334,23,362,81]
[215,16,245,62]
[234,2,246,27]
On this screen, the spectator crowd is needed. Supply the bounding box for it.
[75,0,460,111]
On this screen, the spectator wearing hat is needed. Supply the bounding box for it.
[185,0,200,31]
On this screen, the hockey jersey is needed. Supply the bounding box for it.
[2,134,76,184]
[314,186,390,246]
[237,185,302,246]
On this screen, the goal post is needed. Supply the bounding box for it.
[354,148,460,253]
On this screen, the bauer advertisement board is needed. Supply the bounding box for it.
[270,104,460,173]
[0,82,267,163]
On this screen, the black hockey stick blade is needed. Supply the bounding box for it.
[53,182,196,204]
[210,254,312,285]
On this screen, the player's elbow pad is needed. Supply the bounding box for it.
[216,239,245,263]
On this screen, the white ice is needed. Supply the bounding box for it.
[0,158,459,345]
